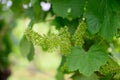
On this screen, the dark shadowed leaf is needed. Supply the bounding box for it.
[52,0,85,18]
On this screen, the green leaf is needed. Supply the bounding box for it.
[30,0,38,5]
[100,10,118,42]
[56,71,64,80]
[67,45,108,76]
[85,0,120,42]
[32,0,47,21]
[72,73,99,80]
[84,0,104,34]
[85,12,101,34]
[19,36,31,56]
[11,0,23,17]
[22,0,30,4]
[115,15,120,28]
[51,0,85,18]
[109,0,120,12]
[100,74,113,80]
[101,0,120,42]
[19,36,34,61]
[64,18,79,35]
[27,43,34,61]
[51,17,78,34]
[99,0,119,41]
[50,17,65,30]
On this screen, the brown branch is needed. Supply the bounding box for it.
[0,19,13,38]
[0,18,14,51]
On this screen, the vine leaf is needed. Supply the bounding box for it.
[84,0,102,34]
[85,12,101,34]
[56,71,64,80]
[51,0,85,18]
[27,43,34,61]
[19,35,35,61]
[66,45,108,76]
[72,73,99,80]
[85,0,120,42]
[100,74,113,80]
[100,14,119,42]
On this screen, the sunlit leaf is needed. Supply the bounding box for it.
[67,45,108,76]
[19,36,34,61]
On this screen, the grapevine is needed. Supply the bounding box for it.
[72,21,87,47]
[25,28,60,52]
[25,26,72,54]
[99,57,120,79]
[59,26,71,55]
[0,0,120,80]
[25,22,87,55]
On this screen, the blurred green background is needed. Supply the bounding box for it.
[8,19,61,80]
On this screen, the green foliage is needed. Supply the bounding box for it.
[56,71,64,80]
[67,45,108,76]
[99,57,120,80]
[51,0,85,18]
[51,17,79,35]
[100,74,113,80]
[0,0,120,79]
[72,73,99,80]
[84,0,101,34]
[25,28,59,51]
[25,27,71,55]
[59,26,71,55]
[72,21,87,47]
[85,0,120,42]
[85,12,100,34]
[0,20,12,68]
[27,44,34,61]
[19,35,35,61]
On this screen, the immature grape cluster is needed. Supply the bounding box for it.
[40,33,60,51]
[25,21,86,55]
[60,63,68,73]
[72,21,87,47]
[25,28,60,52]
[25,28,44,46]
[25,27,71,54]
[99,57,120,79]
[59,26,71,55]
